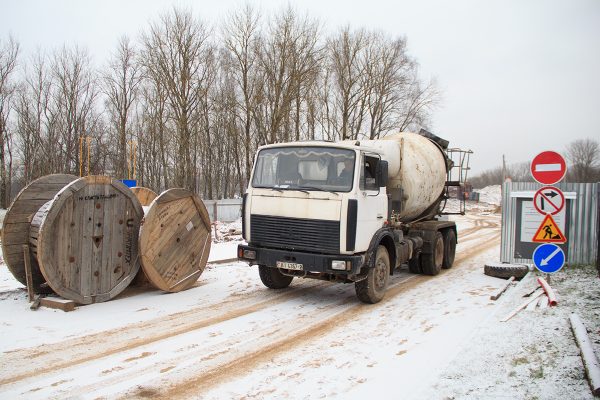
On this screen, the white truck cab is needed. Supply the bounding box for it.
[238,132,461,303]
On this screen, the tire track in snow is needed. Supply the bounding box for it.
[1,215,500,397]
[0,279,329,386]
[128,231,501,399]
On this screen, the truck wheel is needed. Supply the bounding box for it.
[442,229,456,269]
[355,245,390,304]
[258,265,294,289]
[421,232,444,276]
[408,252,422,274]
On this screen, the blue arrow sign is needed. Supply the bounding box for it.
[532,243,565,273]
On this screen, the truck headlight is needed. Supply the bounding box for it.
[331,260,349,271]
[238,248,256,260]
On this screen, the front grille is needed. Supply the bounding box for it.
[250,214,340,254]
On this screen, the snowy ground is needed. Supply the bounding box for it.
[425,264,600,400]
[0,208,598,399]
[475,184,502,206]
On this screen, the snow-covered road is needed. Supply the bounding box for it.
[0,213,507,399]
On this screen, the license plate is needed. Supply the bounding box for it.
[277,261,303,271]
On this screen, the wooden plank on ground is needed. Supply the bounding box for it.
[490,276,515,300]
[39,297,76,312]
[570,313,600,396]
[501,288,544,322]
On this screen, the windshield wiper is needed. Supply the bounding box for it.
[297,186,340,196]
[270,186,309,194]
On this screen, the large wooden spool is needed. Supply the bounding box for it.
[1,174,78,292]
[130,186,158,286]
[139,188,212,292]
[30,176,144,304]
[130,186,158,206]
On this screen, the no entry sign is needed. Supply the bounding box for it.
[533,186,565,215]
[530,151,567,185]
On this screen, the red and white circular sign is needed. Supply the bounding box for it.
[533,186,565,215]
[530,151,567,185]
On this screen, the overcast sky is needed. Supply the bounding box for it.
[2,0,599,175]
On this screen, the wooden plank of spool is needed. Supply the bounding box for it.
[130,187,158,287]
[30,176,144,304]
[1,174,77,292]
[130,187,158,206]
[23,245,34,302]
[139,188,212,292]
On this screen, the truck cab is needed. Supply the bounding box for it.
[238,135,459,303]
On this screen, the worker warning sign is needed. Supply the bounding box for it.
[519,200,566,243]
[532,214,566,243]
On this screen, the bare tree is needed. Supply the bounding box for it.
[470,161,534,188]
[136,80,172,192]
[14,51,52,182]
[362,33,412,139]
[103,36,141,179]
[2,4,443,202]
[0,36,19,207]
[395,73,439,132]
[141,7,211,191]
[566,138,600,182]
[255,7,321,144]
[223,4,261,188]
[328,27,368,140]
[50,45,99,175]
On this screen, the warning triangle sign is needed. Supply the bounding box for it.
[532,214,566,243]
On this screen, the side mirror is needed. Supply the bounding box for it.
[377,160,388,188]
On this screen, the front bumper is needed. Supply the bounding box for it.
[238,244,365,276]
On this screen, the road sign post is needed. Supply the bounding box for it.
[530,151,568,274]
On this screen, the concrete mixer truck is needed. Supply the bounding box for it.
[238,130,466,303]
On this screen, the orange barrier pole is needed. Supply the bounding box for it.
[537,277,557,306]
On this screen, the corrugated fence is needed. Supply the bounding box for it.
[501,182,599,266]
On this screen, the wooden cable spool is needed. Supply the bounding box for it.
[130,186,158,287]
[130,186,158,207]
[29,176,144,304]
[139,188,212,292]
[1,174,78,293]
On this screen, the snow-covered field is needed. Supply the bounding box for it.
[0,204,598,399]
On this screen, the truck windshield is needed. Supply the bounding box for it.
[252,147,356,193]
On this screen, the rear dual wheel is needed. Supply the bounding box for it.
[421,231,444,276]
[408,252,422,274]
[413,229,456,276]
[442,229,457,269]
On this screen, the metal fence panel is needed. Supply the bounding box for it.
[501,182,598,265]
[204,199,243,222]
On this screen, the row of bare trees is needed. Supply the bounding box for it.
[470,138,600,188]
[0,6,439,207]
